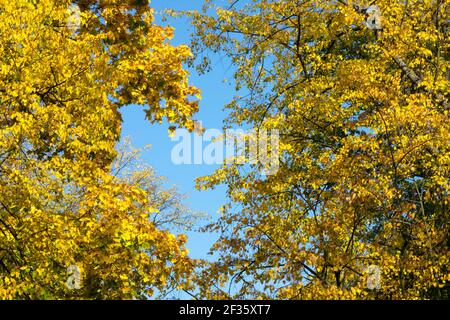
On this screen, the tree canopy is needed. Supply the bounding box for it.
[191,0,449,299]
[0,0,198,299]
[0,0,448,300]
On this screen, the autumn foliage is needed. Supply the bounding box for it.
[191,0,449,299]
[0,0,449,300]
[0,0,198,299]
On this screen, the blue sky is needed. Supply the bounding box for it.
[120,0,234,259]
